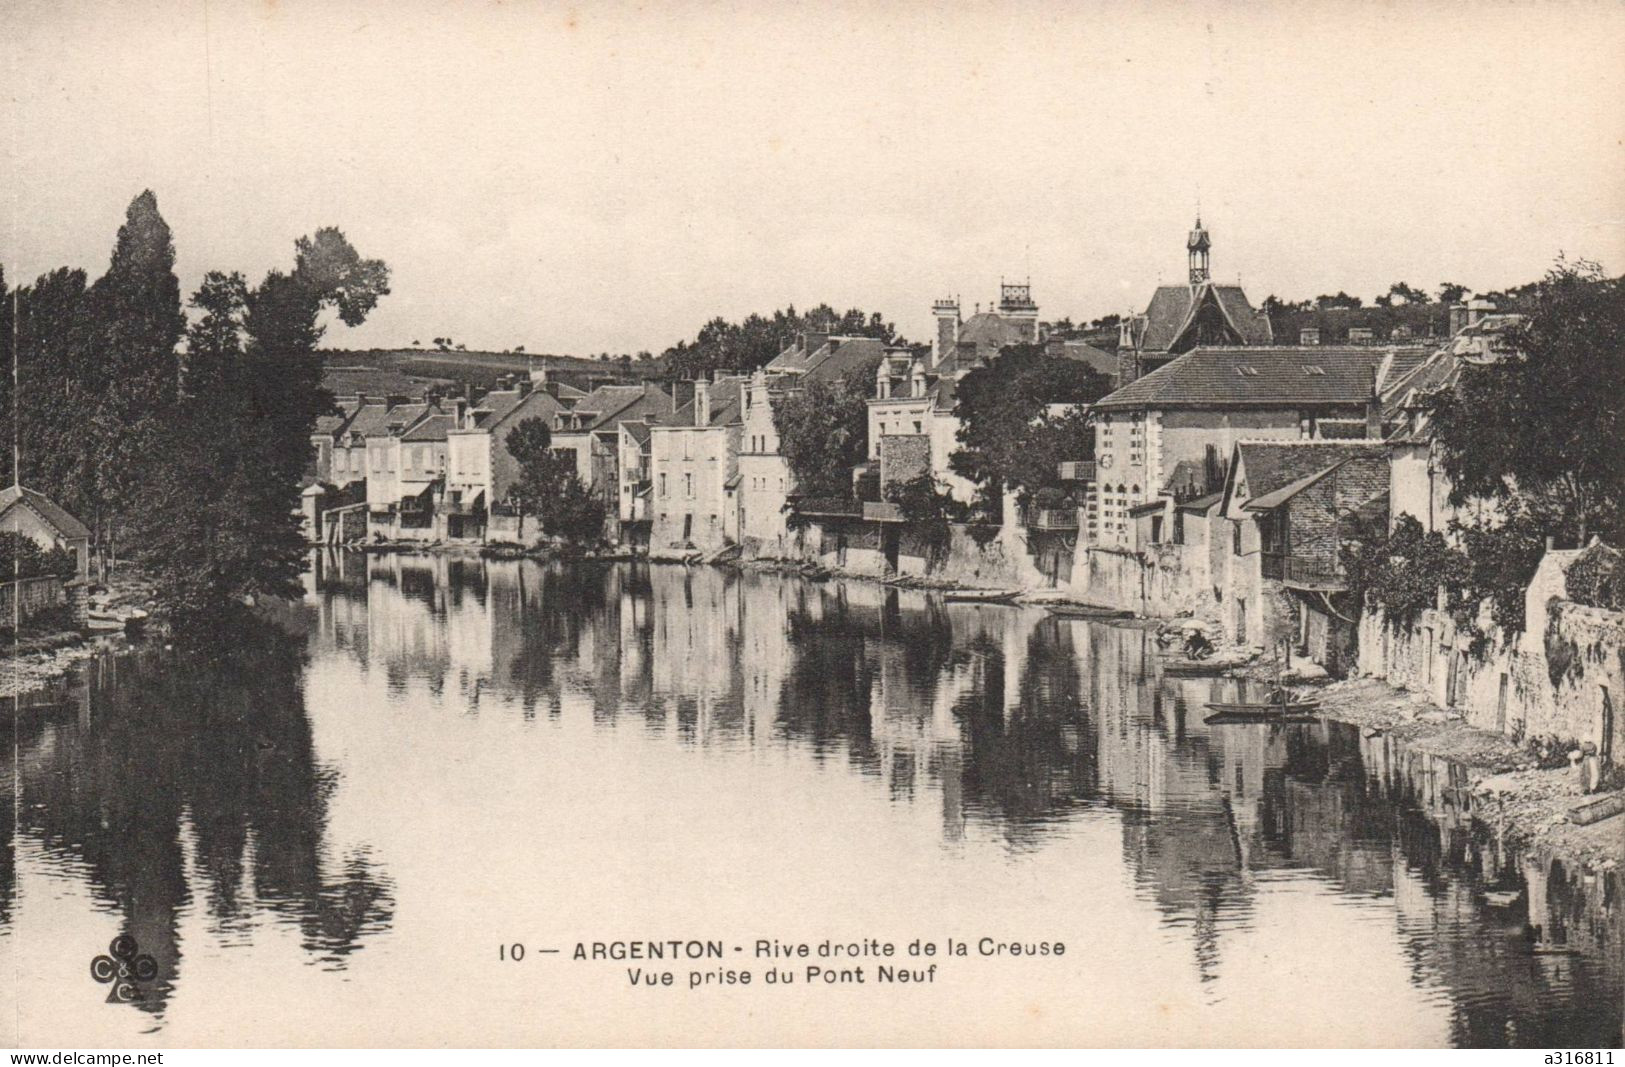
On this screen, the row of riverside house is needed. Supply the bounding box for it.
[301,372,680,547]
[743,215,1618,764]
[297,213,1620,764]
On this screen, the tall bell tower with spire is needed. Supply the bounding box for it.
[1187,214,1211,285]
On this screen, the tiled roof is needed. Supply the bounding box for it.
[1228,441,1388,513]
[652,378,747,429]
[1094,345,1430,411]
[1244,463,1341,511]
[572,384,673,433]
[371,402,432,438]
[341,401,399,441]
[1176,491,1224,513]
[1050,340,1117,379]
[402,413,454,442]
[956,312,1033,359]
[1136,283,1273,353]
[0,484,91,540]
[802,337,888,384]
[456,388,563,434]
[705,376,747,426]
[621,420,652,446]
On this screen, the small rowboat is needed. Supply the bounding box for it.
[1162,658,1240,677]
[1204,691,1321,723]
[942,589,1019,604]
[1044,602,1131,619]
[1204,710,1321,726]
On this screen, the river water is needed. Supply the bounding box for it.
[3,553,1620,1047]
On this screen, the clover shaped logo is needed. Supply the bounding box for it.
[90,935,158,1003]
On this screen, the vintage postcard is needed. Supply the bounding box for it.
[3,0,1622,1051]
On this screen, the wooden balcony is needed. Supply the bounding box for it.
[1057,461,1096,483]
[1024,507,1080,531]
[1262,552,1345,590]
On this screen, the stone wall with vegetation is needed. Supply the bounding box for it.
[1357,549,1625,764]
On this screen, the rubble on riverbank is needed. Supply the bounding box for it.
[1307,676,1623,869]
[3,568,159,702]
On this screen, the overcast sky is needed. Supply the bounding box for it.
[5,0,1624,355]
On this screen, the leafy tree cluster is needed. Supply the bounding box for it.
[949,343,1112,509]
[1264,282,1480,317]
[1341,515,1474,632]
[884,476,968,562]
[504,418,606,545]
[771,356,883,500]
[136,228,390,634]
[662,305,901,382]
[2,191,391,637]
[1343,508,1549,653]
[0,532,78,580]
[1425,257,1625,549]
[1564,542,1625,611]
[2,192,184,560]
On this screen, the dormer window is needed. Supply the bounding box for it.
[1302,366,1326,376]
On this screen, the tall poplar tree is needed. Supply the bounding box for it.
[86,191,186,557]
[134,229,390,635]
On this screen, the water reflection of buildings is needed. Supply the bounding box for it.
[9,637,393,1018]
[43,551,1613,1043]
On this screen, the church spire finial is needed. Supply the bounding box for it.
[1186,213,1211,285]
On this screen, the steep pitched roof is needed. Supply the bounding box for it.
[1244,463,1342,511]
[370,401,432,438]
[956,311,1033,359]
[1136,283,1273,353]
[650,378,748,429]
[0,485,91,540]
[802,337,887,384]
[582,384,676,434]
[341,401,400,441]
[704,376,747,426]
[401,413,454,442]
[456,387,563,434]
[1094,345,1430,411]
[1224,441,1388,516]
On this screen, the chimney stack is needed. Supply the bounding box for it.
[933,297,960,369]
[672,379,696,413]
[1365,366,1383,439]
[694,380,711,426]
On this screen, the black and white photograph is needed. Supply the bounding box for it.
[3,0,1623,1051]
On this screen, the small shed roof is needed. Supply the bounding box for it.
[0,484,92,540]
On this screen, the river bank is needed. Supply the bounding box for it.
[2,567,161,701]
[731,552,1625,874]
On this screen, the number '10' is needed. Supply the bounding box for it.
[500,943,524,961]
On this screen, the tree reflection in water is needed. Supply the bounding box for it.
[13,554,1612,1044]
[13,619,393,1018]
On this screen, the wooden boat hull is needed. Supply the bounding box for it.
[1204,711,1320,726]
[1161,660,1235,676]
[1045,603,1131,619]
[942,590,1018,604]
[1205,701,1321,714]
